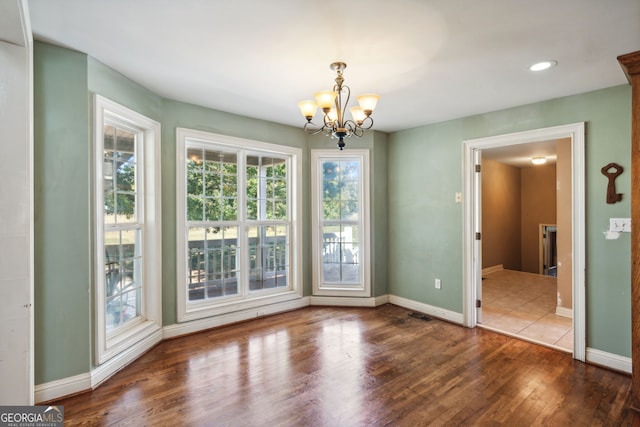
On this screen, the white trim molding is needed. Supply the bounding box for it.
[311,149,372,298]
[35,373,91,404]
[93,95,163,365]
[91,329,163,388]
[482,264,503,275]
[309,295,388,307]
[462,122,586,362]
[586,348,632,374]
[555,306,573,318]
[164,297,309,339]
[389,295,464,325]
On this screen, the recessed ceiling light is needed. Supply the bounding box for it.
[531,156,547,165]
[529,61,557,72]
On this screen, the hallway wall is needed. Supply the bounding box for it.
[482,159,521,270]
[520,164,556,273]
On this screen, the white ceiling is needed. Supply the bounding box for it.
[26,0,640,133]
[482,139,560,168]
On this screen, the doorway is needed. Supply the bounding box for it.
[462,123,586,361]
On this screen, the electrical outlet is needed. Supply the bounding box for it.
[435,278,442,289]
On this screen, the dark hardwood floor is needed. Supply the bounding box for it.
[53,305,638,426]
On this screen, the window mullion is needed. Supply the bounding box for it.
[238,150,248,297]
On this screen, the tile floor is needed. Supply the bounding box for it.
[479,268,573,352]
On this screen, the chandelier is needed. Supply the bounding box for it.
[298,62,379,150]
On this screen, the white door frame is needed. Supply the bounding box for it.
[462,122,586,362]
[0,0,34,404]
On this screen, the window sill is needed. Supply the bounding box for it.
[178,289,302,323]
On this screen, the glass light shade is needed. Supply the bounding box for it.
[298,100,318,119]
[326,107,338,123]
[314,91,338,110]
[357,94,380,114]
[531,156,547,165]
[350,106,367,124]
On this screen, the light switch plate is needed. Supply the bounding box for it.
[610,218,631,232]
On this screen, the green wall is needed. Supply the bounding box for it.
[88,57,162,122]
[388,85,632,357]
[308,131,390,298]
[34,42,389,384]
[34,39,631,387]
[34,42,92,383]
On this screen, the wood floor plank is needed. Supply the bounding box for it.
[51,305,637,426]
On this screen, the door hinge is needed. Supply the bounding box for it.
[475,232,481,240]
[475,164,481,172]
[476,299,482,308]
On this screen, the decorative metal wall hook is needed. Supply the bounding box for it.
[601,162,624,204]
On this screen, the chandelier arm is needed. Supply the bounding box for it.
[344,120,357,133]
[323,113,334,128]
[303,121,325,135]
[358,115,374,131]
[345,120,364,138]
[334,84,351,127]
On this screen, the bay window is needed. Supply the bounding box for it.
[176,129,301,322]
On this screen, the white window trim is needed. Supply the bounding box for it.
[311,149,371,297]
[94,95,162,364]
[176,128,303,322]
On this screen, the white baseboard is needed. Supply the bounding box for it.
[309,295,388,307]
[388,295,464,325]
[35,328,163,404]
[375,295,390,306]
[586,347,632,374]
[92,329,163,388]
[35,372,91,404]
[163,297,310,339]
[555,306,573,318]
[482,264,503,275]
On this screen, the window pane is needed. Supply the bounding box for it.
[188,226,240,301]
[187,196,204,221]
[321,160,360,222]
[249,225,288,291]
[187,171,203,196]
[104,125,115,150]
[245,155,287,221]
[116,128,135,154]
[115,159,135,192]
[187,148,204,169]
[104,125,137,225]
[104,190,116,225]
[221,198,238,221]
[104,228,142,332]
[116,193,136,222]
[187,147,238,222]
[341,200,359,220]
[321,223,360,284]
[204,173,221,197]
